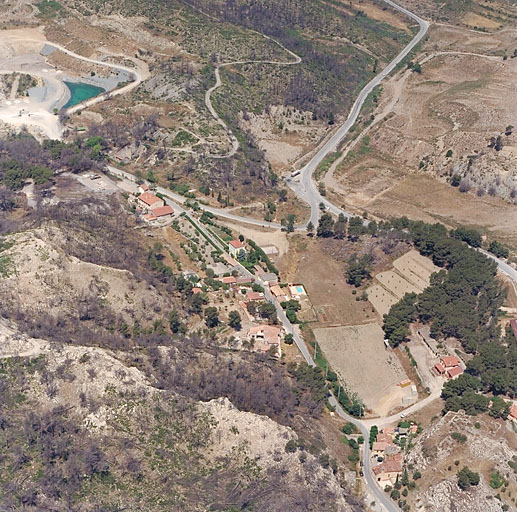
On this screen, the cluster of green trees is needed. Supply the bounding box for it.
[280,299,301,323]
[316,212,372,240]
[382,221,504,351]
[0,134,106,191]
[457,466,480,490]
[331,381,364,417]
[247,239,279,274]
[346,254,372,287]
[1,159,53,190]
[378,219,516,415]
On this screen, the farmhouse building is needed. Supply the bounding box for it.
[228,239,246,259]
[138,192,164,210]
[372,454,403,486]
[247,324,282,356]
[446,366,464,379]
[440,356,461,368]
[151,205,174,218]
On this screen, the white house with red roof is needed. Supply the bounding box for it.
[228,239,246,259]
[440,356,461,368]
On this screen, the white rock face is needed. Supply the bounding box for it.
[406,411,517,512]
[201,397,356,511]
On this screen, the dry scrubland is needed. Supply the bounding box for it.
[0,183,363,510]
[326,21,517,250]
[20,0,415,208]
[286,237,379,326]
[406,410,517,512]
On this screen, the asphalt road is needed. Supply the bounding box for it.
[106,166,314,362]
[480,248,517,282]
[106,3,429,508]
[107,165,286,229]
[287,2,430,228]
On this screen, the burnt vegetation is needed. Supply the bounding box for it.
[0,184,350,509]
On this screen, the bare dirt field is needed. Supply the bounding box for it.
[335,0,413,32]
[314,323,408,416]
[367,250,440,317]
[369,175,517,250]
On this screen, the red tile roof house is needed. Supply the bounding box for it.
[376,433,394,445]
[372,454,403,487]
[142,205,174,223]
[222,276,237,285]
[382,427,396,438]
[372,441,389,458]
[142,213,157,223]
[446,366,464,379]
[246,291,264,302]
[433,362,446,376]
[138,192,164,211]
[440,356,461,368]
[247,324,282,357]
[509,404,517,422]
[138,183,149,194]
[228,239,246,259]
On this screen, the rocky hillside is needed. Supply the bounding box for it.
[0,190,363,511]
[0,321,358,511]
[405,411,517,512]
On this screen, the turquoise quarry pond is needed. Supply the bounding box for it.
[63,81,105,108]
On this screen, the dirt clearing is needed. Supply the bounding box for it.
[314,323,409,416]
[287,239,376,326]
[369,175,517,250]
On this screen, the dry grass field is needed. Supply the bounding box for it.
[285,239,377,326]
[325,23,517,250]
[314,323,408,415]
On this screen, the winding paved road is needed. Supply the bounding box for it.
[106,4,427,511]
[287,1,430,228]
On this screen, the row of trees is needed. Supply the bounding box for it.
[314,212,373,240]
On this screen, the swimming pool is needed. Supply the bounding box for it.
[63,81,105,109]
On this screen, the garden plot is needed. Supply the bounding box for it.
[375,270,422,298]
[367,284,399,317]
[393,250,440,287]
[367,250,440,317]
